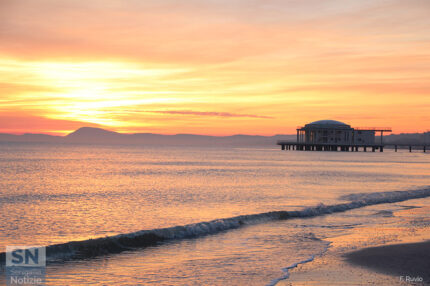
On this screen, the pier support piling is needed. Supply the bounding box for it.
[277,142,428,153]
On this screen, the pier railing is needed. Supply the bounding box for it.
[353,127,392,131]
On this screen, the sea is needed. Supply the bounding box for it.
[0,142,429,285]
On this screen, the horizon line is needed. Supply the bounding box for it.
[1,126,429,138]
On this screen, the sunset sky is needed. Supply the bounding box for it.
[1,0,429,135]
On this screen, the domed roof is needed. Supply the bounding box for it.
[304,119,351,129]
[309,120,348,126]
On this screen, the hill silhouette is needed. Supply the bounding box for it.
[0,127,428,147]
[0,127,295,146]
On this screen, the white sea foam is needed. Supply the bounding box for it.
[266,243,331,286]
[1,187,429,264]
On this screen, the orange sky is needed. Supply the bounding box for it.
[1,0,429,135]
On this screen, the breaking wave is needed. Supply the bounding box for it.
[1,187,429,264]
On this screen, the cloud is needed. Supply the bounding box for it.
[0,0,429,134]
[2,0,428,64]
[0,112,101,134]
[122,110,273,119]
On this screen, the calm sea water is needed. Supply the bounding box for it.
[0,143,429,285]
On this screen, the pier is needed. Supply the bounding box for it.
[277,141,385,152]
[391,144,429,153]
[279,120,428,153]
[277,141,429,153]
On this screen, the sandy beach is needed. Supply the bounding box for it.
[278,202,430,285]
[346,241,430,284]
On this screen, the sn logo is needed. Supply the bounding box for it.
[6,246,46,267]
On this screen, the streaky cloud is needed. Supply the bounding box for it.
[131,110,274,119]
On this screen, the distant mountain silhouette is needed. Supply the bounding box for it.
[67,127,120,138]
[384,132,430,145]
[0,127,295,146]
[66,127,125,143]
[0,133,63,143]
[1,127,428,147]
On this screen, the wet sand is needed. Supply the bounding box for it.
[345,241,430,284]
[278,202,430,285]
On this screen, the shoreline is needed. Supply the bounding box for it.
[278,202,430,285]
[345,240,430,284]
